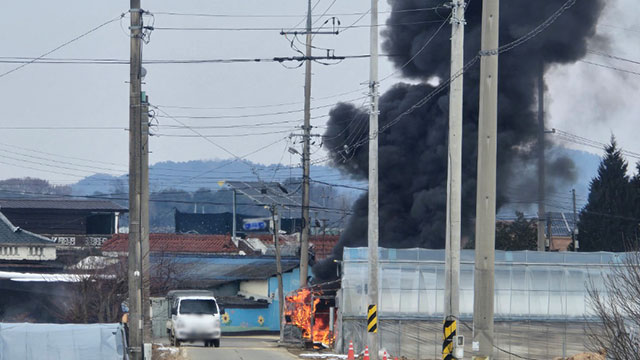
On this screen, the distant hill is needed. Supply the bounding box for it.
[71,159,366,196]
[71,148,602,218]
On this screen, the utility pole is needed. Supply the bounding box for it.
[280,4,338,288]
[572,189,578,251]
[444,1,465,357]
[299,0,313,289]
[537,65,546,252]
[271,205,284,343]
[127,1,149,359]
[232,189,237,243]
[367,0,380,358]
[473,0,499,358]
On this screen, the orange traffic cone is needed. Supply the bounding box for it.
[363,346,370,360]
[347,341,355,360]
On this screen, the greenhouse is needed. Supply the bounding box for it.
[336,247,620,359]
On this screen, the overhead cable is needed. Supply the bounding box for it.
[0,13,125,79]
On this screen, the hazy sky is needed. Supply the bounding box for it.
[0,0,638,185]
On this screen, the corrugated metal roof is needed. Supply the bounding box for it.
[0,212,54,245]
[547,211,577,237]
[0,198,126,211]
[159,255,299,281]
[226,181,302,209]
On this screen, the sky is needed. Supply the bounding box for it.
[0,0,638,185]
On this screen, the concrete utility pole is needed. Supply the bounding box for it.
[473,0,499,358]
[444,0,465,344]
[367,0,380,358]
[271,206,285,343]
[537,65,546,252]
[128,1,150,358]
[299,0,313,288]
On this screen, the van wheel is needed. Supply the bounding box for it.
[171,334,181,347]
[213,339,220,348]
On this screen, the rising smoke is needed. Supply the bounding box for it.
[314,0,604,280]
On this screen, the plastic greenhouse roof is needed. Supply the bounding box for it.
[342,247,627,265]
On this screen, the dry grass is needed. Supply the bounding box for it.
[553,350,606,360]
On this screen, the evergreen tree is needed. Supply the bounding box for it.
[464,212,536,250]
[495,212,537,250]
[632,162,640,239]
[578,138,636,251]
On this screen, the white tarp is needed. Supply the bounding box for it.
[0,323,127,360]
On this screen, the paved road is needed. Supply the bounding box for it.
[185,335,299,360]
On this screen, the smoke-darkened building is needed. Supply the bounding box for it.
[0,198,126,248]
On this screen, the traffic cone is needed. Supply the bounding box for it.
[363,346,370,360]
[347,340,355,360]
[382,350,388,360]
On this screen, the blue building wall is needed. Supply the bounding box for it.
[222,268,309,332]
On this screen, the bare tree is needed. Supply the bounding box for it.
[587,250,640,359]
[53,250,198,324]
[53,257,128,323]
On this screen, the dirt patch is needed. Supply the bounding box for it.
[152,344,189,360]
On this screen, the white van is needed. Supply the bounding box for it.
[166,290,223,347]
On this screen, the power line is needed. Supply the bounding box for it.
[153,19,453,32]
[587,49,640,66]
[155,112,329,121]
[153,128,296,138]
[0,13,125,79]
[0,142,125,167]
[152,7,443,19]
[0,126,126,130]
[598,23,640,35]
[154,96,364,114]
[0,54,397,65]
[552,128,640,161]
[579,60,640,77]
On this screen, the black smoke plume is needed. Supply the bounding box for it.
[314,0,604,281]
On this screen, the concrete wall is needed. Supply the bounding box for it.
[222,307,273,332]
[239,280,268,298]
[0,245,55,261]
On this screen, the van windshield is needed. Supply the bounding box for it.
[179,299,218,315]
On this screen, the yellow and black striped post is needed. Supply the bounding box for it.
[367,304,378,333]
[442,317,457,360]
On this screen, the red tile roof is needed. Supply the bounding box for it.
[102,233,238,254]
[310,235,340,260]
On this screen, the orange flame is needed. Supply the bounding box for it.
[285,287,335,346]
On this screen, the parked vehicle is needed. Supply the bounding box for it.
[165,290,224,347]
